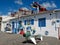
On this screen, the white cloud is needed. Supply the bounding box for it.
[41,2,57,8]
[13,10,18,12]
[8,12,11,15]
[52,3,57,8]
[21,7,29,11]
[14,0,23,5]
[42,2,51,8]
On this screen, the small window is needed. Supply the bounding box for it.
[30,19,34,25]
[24,20,27,25]
[19,21,22,24]
[18,21,22,27]
[38,18,46,27]
[24,19,34,25]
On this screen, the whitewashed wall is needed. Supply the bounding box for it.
[21,12,60,38]
[1,16,13,32]
[1,16,8,32]
[1,11,60,38]
[1,22,6,32]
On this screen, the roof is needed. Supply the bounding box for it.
[19,10,54,17]
[2,9,60,22]
[9,9,60,20]
[2,16,16,22]
[20,9,60,17]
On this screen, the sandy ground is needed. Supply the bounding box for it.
[0,31,60,45]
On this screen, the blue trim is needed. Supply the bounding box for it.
[12,22,14,29]
[38,18,46,27]
[24,19,34,25]
[30,19,34,25]
[26,26,31,31]
[18,21,22,27]
[24,20,26,25]
[56,20,60,23]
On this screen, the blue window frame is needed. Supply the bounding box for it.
[18,21,22,28]
[38,18,46,27]
[24,19,34,25]
[18,21,22,24]
[24,20,27,25]
[18,21,22,26]
[30,19,34,25]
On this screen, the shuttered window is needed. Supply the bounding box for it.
[38,18,46,27]
[30,19,34,25]
[24,19,34,25]
[24,20,27,25]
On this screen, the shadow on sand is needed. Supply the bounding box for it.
[22,40,34,44]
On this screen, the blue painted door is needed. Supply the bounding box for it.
[12,21,15,33]
[12,21,17,34]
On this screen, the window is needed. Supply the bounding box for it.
[18,21,22,24]
[30,19,34,25]
[24,20,27,25]
[24,19,34,25]
[18,21,22,28]
[18,21,22,26]
[38,18,46,27]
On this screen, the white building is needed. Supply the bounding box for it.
[1,10,60,39]
[18,10,60,39]
[1,16,15,33]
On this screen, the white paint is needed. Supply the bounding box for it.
[21,12,59,39]
[1,16,15,32]
[1,10,60,39]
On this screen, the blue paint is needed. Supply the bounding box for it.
[24,19,34,25]
[24,20,27,25]
[45,31,49,35]
[30,19,34,25]
[12,21,17,34]
[32,30,36,34]
[12,22,14,29]
[26,26,31,31]
[56,20,60,23]
[20,26,24,30]
[18,21,22,30]
[15,21,18,33]
[38,18,46,27]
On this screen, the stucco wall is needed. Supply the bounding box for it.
[21,12,59,38]
[1,16,13,32]
[1,11,60,38]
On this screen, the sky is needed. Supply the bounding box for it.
[0,0,60,15]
